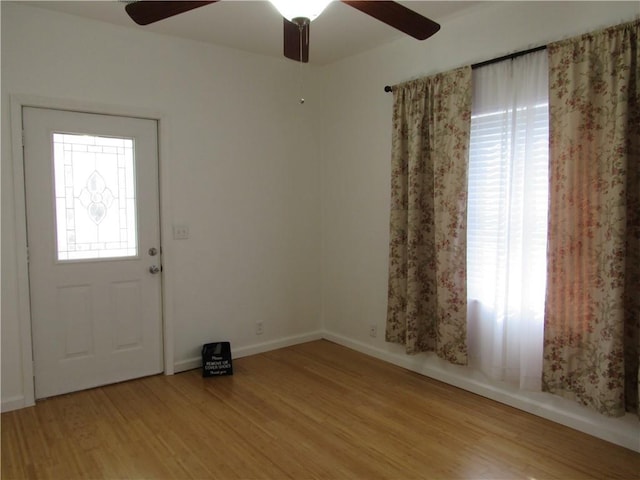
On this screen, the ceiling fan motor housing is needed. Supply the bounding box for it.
[291,17,311,27]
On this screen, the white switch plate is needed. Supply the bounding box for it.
[173,225,189,240]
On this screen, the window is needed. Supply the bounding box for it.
[53,133,137,261]
[467,50,548,389]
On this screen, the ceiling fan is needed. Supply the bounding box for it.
[124,1,441,63]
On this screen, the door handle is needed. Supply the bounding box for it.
[149,265,161,274]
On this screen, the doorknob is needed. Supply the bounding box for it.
[149,265,161,274]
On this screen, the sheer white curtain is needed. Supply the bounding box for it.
[467,50,548,390]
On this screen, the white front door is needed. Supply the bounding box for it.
[23,107,163,399]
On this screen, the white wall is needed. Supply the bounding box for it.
[319,1,639,451]
[1,2,323,409]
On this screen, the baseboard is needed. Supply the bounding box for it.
[1,395,28,413]
[173,330,325,373]
[322,331,640,453]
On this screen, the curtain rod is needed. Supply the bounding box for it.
[471,44,547,69]
[383,44,547,93]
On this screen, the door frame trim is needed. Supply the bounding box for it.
[10,95,176,408]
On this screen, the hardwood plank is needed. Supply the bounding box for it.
[2,340,639,479]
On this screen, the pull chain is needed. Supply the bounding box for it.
[299,23,305,104]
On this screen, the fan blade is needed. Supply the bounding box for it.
[283,19,310,63]
[341,1,440,40]
[125,1,219,26]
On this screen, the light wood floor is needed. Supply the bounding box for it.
[2,340,639,479]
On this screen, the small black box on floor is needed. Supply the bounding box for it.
[202,342,233,377]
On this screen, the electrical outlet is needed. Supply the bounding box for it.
[369,325,377,338]
[256,321,264,335]
[173,225,189,240]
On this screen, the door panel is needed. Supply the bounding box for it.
[112,280,143,350]
[23,107,163,399]
[58,284,94,358]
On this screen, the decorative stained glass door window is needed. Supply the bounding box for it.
[52,133,137,260]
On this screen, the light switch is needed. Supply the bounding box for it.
[173,225,189,240]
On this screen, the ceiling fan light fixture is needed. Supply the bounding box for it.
[269,0,332,23]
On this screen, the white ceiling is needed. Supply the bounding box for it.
[23,0,481,65]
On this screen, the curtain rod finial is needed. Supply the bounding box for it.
[384,85,393,93]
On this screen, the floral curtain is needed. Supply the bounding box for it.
[385,67,472,365]
[543,20,640,417]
